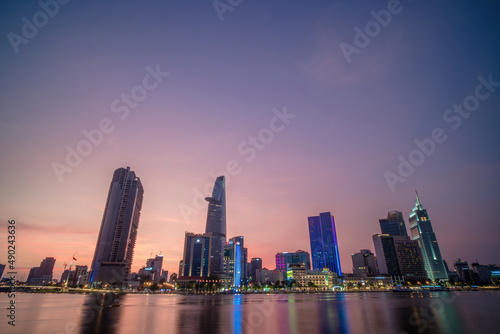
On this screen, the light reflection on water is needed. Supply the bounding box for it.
[3,292,500,334]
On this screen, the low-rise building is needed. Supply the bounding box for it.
[342,274,392,289]
[256,268,284,284]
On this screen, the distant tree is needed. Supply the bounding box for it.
[170,273,178,282]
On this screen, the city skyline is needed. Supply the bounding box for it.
[3,168,500,281]
[1,1,500,282]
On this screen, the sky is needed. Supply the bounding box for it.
[1,0,499,282]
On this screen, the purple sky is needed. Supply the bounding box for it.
[1,0,499,281]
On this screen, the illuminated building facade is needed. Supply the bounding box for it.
[276,250,311,270]
[308,212,342,276]
[223,239,242,287]
[181,232,212,277]
[409,191,448,282]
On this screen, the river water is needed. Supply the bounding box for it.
[2,291,499,334]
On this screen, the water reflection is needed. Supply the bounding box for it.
[176,295,225,333]
[8,291,499,334]
[79,292,121,334]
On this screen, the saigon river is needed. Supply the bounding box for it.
[2,291,500,334]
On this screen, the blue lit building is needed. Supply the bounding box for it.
[308,212,342,276]
[224,238,243,287]
[409,191,448,282]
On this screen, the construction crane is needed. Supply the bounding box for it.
[62,250,78,287]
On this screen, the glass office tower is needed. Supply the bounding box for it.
[379,211,408,236]
[308,212,342,276]
[205,176,227,274]
[409,191,448,282]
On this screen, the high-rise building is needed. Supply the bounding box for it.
[486,264,500,283]
[409,191,448,282]
[26,267,39,284]
[308,212,342,276]
[379,211,408,236]
[230,236,248,282]
[373,234,427,282]
[90,167,144,286]
[373,234,400,278]
[223,239,242,287]
[250,258,262,281]
[181,232,212,277]
[0,264,5,278]
[178,260,184,278]
[392,236,427,282]
[471,262,491,284]
[39,257,56,277]
[276,251,311,270]
[72,265,88,286]
[205,176,226,274]
[453,259,473,283]
[139,255,164,282]
[351,249,377,275]
[28,257,56,285]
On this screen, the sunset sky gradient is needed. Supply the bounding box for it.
[1,0,499,281]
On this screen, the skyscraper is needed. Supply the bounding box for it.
[373,234,401,278]
[409,191,448,282]
[224,238,242,287]
[205,176,226,274]
[90,167,144,286]
[392,236,427,282]
[276,250,311,270]
[373,234,427,282]
[229,236,248,282]
[308,212,342,276]
[182,232,212,277]
[379,211,408,236]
